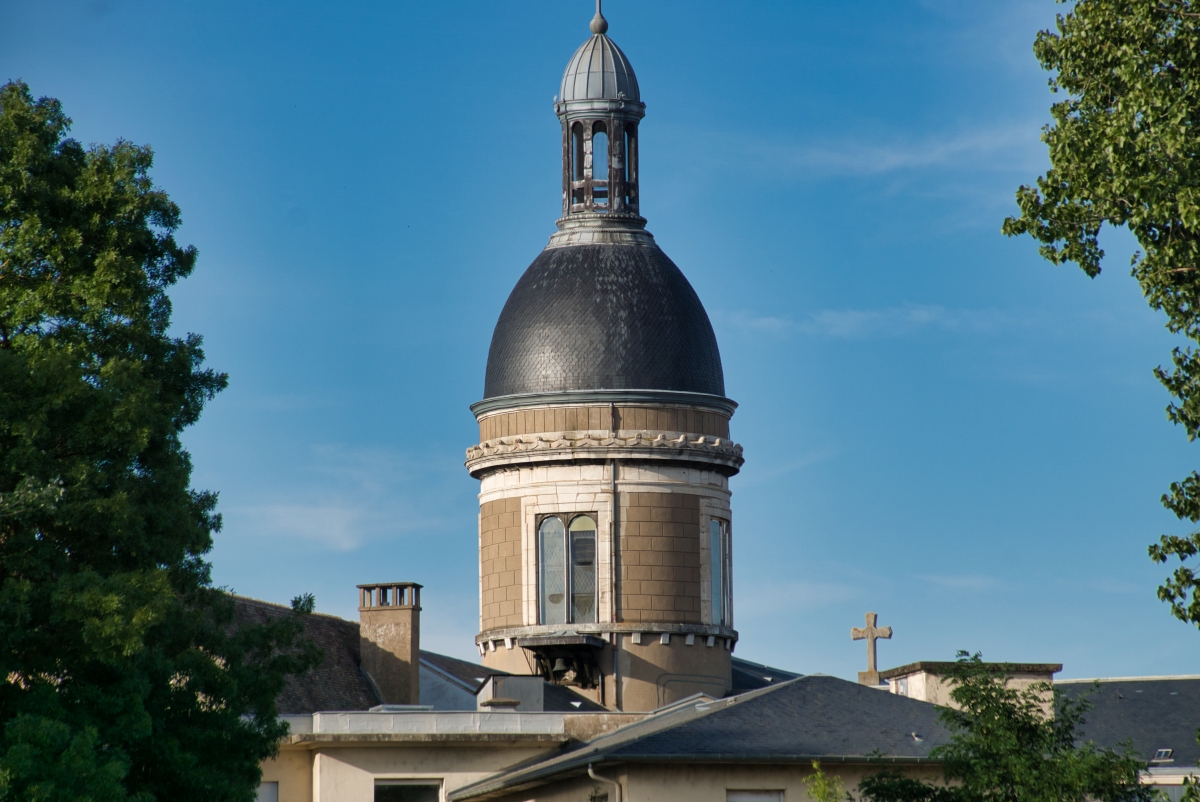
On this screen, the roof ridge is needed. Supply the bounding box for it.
[1056,674,1200,683]
[230,593,357,624]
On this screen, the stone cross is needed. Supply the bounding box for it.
[851,611,892,686]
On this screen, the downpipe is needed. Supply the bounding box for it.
[589,764,622,802]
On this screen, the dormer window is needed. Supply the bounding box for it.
[538,514,597,624]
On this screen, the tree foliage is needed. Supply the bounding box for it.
[803,761,848,802]
[858,655,1151,802]
[0,81,320,802]
[1001,0,1200,624]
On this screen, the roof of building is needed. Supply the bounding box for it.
[421,650,493,692]
[483,244,725,400]
[542,683,609,713]
[233,596,609,714]
[234,596,379,714]
[879,661,1063,681]
[1057,676,1200,767]
[560,28,639,103]
[450,674,953,801]
[729,656,803,693]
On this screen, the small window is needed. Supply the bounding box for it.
[710,518,730,626]
[376,782,441,802]
[727,792,783,802]
[1153,748,1174,761]
[256,783,278,802]
[897,677,909,697]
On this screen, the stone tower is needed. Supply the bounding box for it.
[465,4,744,713]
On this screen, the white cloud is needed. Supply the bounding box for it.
[723,305,1020,340]
[736,579,860,618]
[779,126,1041,176]
[914,573,1005,591]
[225,444,453,552]
[677,123,1047,182]
[239,503,366,551]
[735,448,838,489]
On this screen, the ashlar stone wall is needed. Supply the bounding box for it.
[619,492,701,623]
[476,463,731,634]
[480,497,523,629]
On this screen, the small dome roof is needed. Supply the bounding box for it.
[559,33,640,103]
[484,244,724,399]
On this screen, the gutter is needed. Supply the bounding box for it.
[284,733,568,748]
[449,754,943,801]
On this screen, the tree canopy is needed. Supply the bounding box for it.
[858,655,1151,802]
[0,81,319,802]
[1002,0,1200,628]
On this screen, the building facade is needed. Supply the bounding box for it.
[465,4,744,713]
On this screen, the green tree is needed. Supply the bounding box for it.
[0,81,320,802]
[1001,1,1200,626]
[858,655,1151,802]
[803,761,848,802]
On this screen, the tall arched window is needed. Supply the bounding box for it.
[539,516,567,625]
[623,125,637,209]
[538,513,598,625]
[572,122,585,181]
[569,515,597,623]
[571,122,586,206]
[591,124,609,211]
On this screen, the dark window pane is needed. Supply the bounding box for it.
[376,784,440,802]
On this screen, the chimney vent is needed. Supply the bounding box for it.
[358,582,422,705]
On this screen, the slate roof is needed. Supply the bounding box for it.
[543,683,609,712]
[233,596,378,714]
[1057,676,1200,767]
[450,674,953,801]
[233,596,603,714]
[484,244,726,399]
[421,650,492,693]
[730,656,803,693]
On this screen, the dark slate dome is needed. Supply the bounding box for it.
[483,244,725,399]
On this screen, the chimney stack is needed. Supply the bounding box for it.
[357,582,422,705]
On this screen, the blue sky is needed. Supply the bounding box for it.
[3,0,1198,680]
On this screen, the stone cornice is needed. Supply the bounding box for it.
[464,430,744,477]
[471,390,738,418]
[477,622,739,645]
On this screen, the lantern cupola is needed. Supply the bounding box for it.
[552,2,647,244]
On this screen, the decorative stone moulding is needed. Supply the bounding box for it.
[474,622,739,652]
[464,430,745,477]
